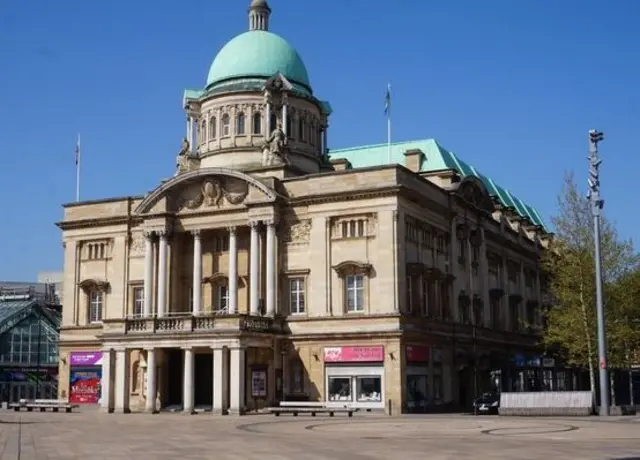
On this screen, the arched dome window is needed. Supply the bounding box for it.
[209,116,217,139]
[299,118,306,142]
[236,112,246,135]
[201,119,207,143]
[252,112,262,134]
[221,113,230,137]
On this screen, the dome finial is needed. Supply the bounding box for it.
[249,0,271,31]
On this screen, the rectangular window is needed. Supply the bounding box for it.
[133,286,144,317]
[89,291,103,323]
[217,284,228,312]
[290,359,304,393]
[215,235,229,252]
[345,275,365,312]
[356,376,382,402]
[328,376,352,401]
[289,278,305,314]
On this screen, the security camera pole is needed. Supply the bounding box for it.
[588,129,609,416]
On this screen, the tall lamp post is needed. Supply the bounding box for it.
[588,129,609,416]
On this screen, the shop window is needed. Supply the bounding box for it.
[406,375,427,411]
[328,377,351,401]
[216,284,228,313]
[288,278,305,314]
[236,112,246,135]
[221,114,230,137]
[345,275,365,312]
[88,291,103,323]
[132,286,144,317]
[356,376,382,402]
[252,112,262,134]
[209,116,217,139]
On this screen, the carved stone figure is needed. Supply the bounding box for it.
[202,180,223,207]
[175,138,201,176]
[261,121,287,166]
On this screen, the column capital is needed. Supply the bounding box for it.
[191,229,202,237]
[228,225,237,234]
[264,218,278,227]
[143,229,155,239]
[248,219,261,228]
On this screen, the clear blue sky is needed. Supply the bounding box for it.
[0,0,638,280]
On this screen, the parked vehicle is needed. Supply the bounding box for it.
[472,392,500,415]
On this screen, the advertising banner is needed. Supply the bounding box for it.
[323,346,385,363]
[69,368,102,404]
[70,352,103,367]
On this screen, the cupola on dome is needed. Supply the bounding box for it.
[205,1,311,91]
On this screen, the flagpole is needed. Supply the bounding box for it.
[75,134,81,202]
[387,83,392,163]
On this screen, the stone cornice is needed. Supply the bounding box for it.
[287,186,400,206]
[56,216,141,231]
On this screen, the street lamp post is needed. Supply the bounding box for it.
[588,129,609,416]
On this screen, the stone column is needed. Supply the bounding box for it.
[114,349,130,413]
[229,347,246,415]
[323,125,328,155]
[449,217,459,322]
[143,231,154,317]
[480,228,490,327]
[228,227,238,314]
[519,261,526,329]
[282,104,288,136]
[249,221,260,315]
[183,348,195,414]
[266,220,276,316]
[145,349,157,413]
[265,101,271,133]
[192,230,202,315]
[213,347,229,415]
[503,256,511,329]
[157,232,168,318]
[100,349,114,413]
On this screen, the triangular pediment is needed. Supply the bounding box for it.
[135,168,278,215]
[264,72,293,92]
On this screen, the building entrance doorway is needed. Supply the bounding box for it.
[165,349,183,407]
[194,353,213,407]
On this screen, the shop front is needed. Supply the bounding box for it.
[69,351,103,404]
[405,345,444,412]
[323,345,385,410]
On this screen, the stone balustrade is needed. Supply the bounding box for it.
[102,313,280,336]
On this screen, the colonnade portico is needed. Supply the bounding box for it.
[101,344,248,415]
[141,219,278,318]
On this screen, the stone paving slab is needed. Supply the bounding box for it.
[0,410,638,459]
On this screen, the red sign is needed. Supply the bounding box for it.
[405,345,430,362]
[323,346,384,363]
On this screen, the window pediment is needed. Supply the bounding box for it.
[78,279,110,294]
[332,260,372,277]
[456,178,495,214]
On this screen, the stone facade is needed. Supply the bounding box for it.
[56,1,551,415]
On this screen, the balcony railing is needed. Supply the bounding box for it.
[102,311,278,336]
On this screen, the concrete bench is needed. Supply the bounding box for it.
[10,400,79,413]
[268,403,355,417]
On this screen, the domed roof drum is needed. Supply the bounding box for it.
[206,31,311,92]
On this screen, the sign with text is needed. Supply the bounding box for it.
[405,345,429,363]
[69,368,102,404]
[323,346,384,363]
[70,351,103,367]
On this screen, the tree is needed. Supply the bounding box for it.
[542,173,639,400]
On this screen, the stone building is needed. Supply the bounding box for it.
[57,0,551,414]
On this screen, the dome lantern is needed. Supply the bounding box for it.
[249,0,271,31]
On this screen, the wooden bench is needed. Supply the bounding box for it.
[268,402,356,417]
[10,399,79,413]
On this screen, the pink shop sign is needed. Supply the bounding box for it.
[323,346,385,363]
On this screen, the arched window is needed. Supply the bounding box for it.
[270,113,277,133]
[309,122,315,146]
[209,116,217,139]
[221,114,230,137]
[201,120,207,142]
[299,119,306,142]
[286,115,293,140]
[252,112,262,134]
[236,112,245,135]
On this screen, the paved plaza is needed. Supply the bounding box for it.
[0,410,638,460]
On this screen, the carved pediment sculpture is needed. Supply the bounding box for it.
[457,180,494,214]
[280,219,312,244]
[176,176,249,211]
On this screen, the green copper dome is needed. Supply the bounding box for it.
[206,31,311,91]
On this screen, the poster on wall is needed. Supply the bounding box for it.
[251,369,267,398]
[69,368,102,404]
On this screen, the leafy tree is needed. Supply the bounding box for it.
[542,173,639,399]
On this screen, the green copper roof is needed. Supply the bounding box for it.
[330,139,547,230]
[206,31,311,92]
